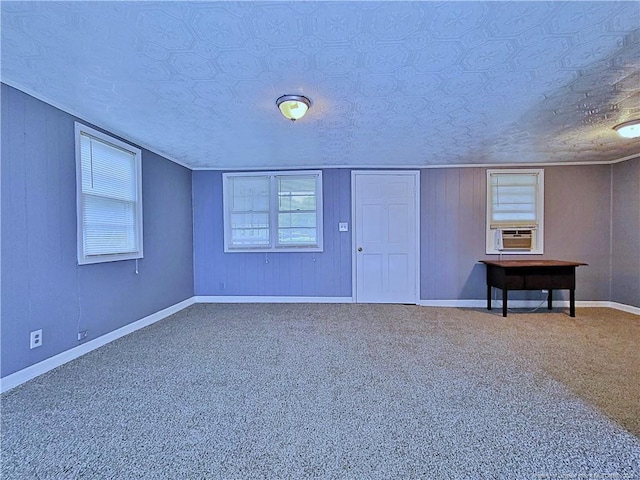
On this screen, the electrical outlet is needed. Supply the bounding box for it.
[77,330,88,341]
[30,329,43,349]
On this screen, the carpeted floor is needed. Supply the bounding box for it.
[2,304,639,479]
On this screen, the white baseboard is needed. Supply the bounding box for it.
[197,297,638,314]
[419,299,639,315]
[609,302,640,315]
[0,297,196,394]
[418,300,486,307]
[419,299,555,308]
[194,295,354,304]
[3,295,637,393]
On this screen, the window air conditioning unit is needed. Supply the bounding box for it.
[494,229,533,251]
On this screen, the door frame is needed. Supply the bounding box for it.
[351,170,421,304]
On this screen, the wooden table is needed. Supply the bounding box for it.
[479,260,588,317]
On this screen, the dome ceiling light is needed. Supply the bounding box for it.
[613,119,640,139]
[276,95,311,121]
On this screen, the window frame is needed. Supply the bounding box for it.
[486,168,544,255]
[75,122,144,265]
[223,170,323,253]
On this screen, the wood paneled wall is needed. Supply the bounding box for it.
[193,169,352,297]
[1,85,194,377]
[612,158,640,307]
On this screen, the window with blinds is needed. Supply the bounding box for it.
[75,123,143,264]
[228,175,270,247]
[486,169,544,254]
[223,171,323,252]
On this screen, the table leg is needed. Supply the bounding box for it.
[570,289,575,317]
[502,288,508,317]
[548,289,553,310]
[487,285,492,310]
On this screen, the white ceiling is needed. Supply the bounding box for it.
[2,1,639,170]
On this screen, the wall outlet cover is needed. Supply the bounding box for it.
[30,329,43,349]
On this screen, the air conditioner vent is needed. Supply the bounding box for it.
[496,229,533,250]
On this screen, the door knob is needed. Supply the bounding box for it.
[357,247,363,252]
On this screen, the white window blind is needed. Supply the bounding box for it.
[223,171,323,252]
[76,123,143,264]
[489,172,539,228]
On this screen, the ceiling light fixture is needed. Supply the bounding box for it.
[276,95,311,121]
[613,119,640,139]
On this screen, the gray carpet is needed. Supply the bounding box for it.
[2,303,639,479]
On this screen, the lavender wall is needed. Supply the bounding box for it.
[194,165,616,304]
[421,168,486,300]
[1,85,194,377]
[193,169,352,297]
[611,158,640,308]
[420,165,613,302]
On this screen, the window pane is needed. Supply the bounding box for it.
[276,175,319,247]
[278,211,317,245]
[490,173,537,186]
[278,176,316,194]
[493,202,536,213]
[82,136,136,202]
[228,176,270,247]
[230,213,270,246]
[278,227,317,245]
[231,213,269,228]
[492,186,535,202]
[278,212,316,228]
[492,211,536,222]
[279,194,316,211]
[493,203,536,214]
[230,228,270,246]
[231,176,269,212]
[278,176,317,213]
[82,195,137,255]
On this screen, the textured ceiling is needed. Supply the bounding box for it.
[1,1,639,170]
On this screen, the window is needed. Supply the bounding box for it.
[486,169,544,254]
[75,123,143,265]
[223,171,323,252]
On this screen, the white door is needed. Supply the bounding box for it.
[352,171,420,304]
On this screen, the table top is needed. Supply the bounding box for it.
[479,259,588,268]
